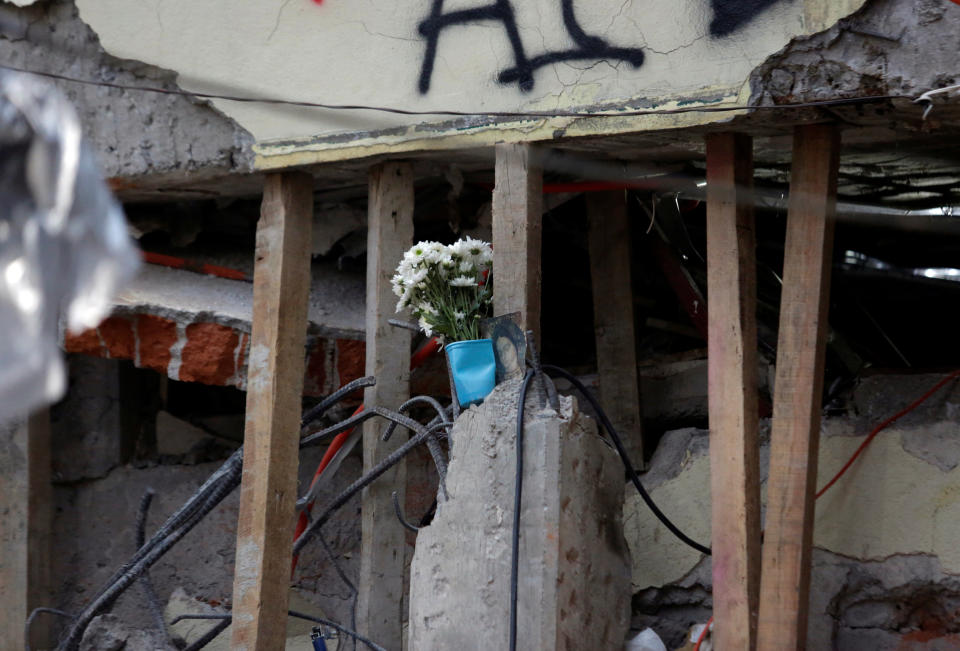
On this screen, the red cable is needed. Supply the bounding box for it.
[142,251,250,282]
[815,369,960,499]
[693,616,713,651]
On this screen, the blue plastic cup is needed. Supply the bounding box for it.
[445,339,496,406]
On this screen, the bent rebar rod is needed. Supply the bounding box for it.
[392,490,421,533]
[134,489,170,645]
[58,456,243,650]
[301,376,377,431]
[294,421,447,556]
[56,391,441,648]
[25,608,75,651]
[381,396,451,498]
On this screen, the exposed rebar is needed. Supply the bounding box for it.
[134,489,171,645]
[301,376,377,431]
[392,490,421,533]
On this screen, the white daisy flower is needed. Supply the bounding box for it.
[449,275,475,287]
[418,316,434,337]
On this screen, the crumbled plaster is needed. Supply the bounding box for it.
[750,0,960,103]
[0,0,253,181]
[628,377,960,648]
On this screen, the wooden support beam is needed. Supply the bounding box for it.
[357,161,414,648]
[587,191,644,466]
[231,172,314,650]
[0,411,52,651]
[492,143,543,339]
[705,133,761,651]
[757,124,840,651]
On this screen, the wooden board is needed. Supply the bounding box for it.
[492,143,543,340]
[705,133,762,651]
[230,172,314,650]
[587,190,644,466]
[757,123,840,651]
[357,161,415,649]
[0,412,52,651]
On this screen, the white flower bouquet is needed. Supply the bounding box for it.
[391,238,493,343]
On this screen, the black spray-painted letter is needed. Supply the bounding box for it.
[416,0,645,94]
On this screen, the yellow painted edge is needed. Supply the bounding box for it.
[253,91,750,171]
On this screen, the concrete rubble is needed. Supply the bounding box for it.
[408,379,632,650]
[628,373,960,650]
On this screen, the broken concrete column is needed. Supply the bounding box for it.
[408,380,631,650]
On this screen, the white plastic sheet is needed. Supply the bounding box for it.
[0,71,139,419]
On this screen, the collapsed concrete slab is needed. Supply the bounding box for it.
[60,262,367,396]
[408,379,632,650]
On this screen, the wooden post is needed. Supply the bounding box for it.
[0,411,52,651]
[757,124,840,651]
[231,172,314,650]
[705,133,761,651]
[357,161,414,648]
[492,143,543,339]
[587,191,644,466]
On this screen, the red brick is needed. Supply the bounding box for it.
[336,338,366,384]
[303,338,329,397]
[336,338,366,402]
[63,327,104,356]
[99,316,136,360]
[136,314,178,374]
[179,322,240,386]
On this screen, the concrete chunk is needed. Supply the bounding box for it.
[408,380,631,650]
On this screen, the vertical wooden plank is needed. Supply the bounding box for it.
[757,124,840,651]
[357,161,414,649]
[492,143,543,339]
[706,133,761,651]
[0,411,51,651]
[231,172,313,650]
[587,191,644,466]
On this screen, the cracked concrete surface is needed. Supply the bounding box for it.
[71,0,864,144]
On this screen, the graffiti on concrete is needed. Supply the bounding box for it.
[417,0,786,94]
[417,0,645,94]
[709,0,782,36]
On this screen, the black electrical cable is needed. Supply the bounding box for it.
[542,365,711,556]
[0,62,908,119]
[509,370,536,651]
